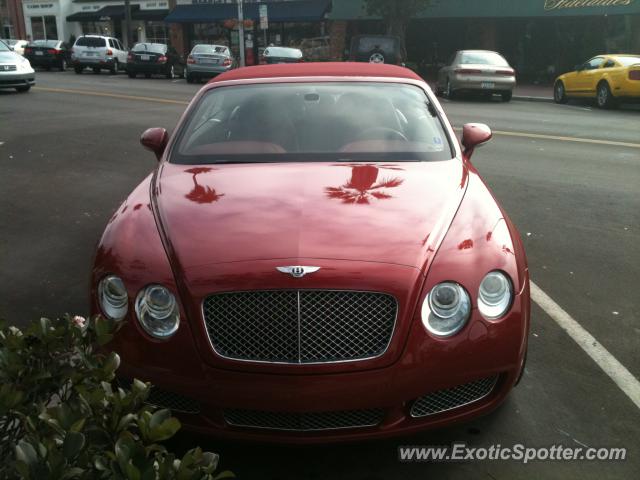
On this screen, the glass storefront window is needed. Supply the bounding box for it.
[81,21,112,36]
[145,21,169,44]
[30,16,58,40]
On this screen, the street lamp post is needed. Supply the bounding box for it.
[124,0,132,49]
[237,0,245,67]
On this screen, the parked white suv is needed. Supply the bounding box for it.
[72,35,127,74]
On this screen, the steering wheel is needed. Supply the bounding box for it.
[355,127,409,142]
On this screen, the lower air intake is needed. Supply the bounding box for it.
[410,375,499,418]
[224,408,385,431]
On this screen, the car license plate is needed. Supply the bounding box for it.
[35,51,44,56]
[203,59,218,64]
[481,82,495,89]
[141,54,150,61]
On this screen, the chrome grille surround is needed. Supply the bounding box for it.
[410,375,499,418]
[202,290,397,364]
[224,408,385,431]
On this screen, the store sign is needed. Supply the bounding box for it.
[25,3,54,9]
[544,0,634,10]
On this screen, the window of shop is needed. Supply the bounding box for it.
[30,16,58,40]
[190,23,227,49]
[145,21,168,44]
[81,21,111,36]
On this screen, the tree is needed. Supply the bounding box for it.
[364,0,431,45]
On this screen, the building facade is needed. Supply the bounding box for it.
[1,0,26,38]
[330,0,640,81]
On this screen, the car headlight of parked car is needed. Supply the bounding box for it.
[98,275,128,321]
[422,282,471,336]
[477,271,513,320]
[135,285,180,339]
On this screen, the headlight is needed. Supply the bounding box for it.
[135,285,180,339]
[98,275,128,320]
[422,282,471,336]
[478,271,513,319]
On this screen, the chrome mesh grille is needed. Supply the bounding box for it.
[410,375,499,418]
[224,408,385,431]
[203,290,397,363]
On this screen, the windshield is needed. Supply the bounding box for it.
[460,51,509,66]
[265,47,302,58]
[172,82,452,164]
[75,37,106,48]
[192,45,227,55]
[0,40,9,52]
[615,56,640,67]
[355,37,398,53]
[132,43,166,54]
[32,40,59,48]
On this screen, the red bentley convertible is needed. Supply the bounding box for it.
[91,63,530,442]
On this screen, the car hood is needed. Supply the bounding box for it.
[0,51,21,63]
[155,160,467,271]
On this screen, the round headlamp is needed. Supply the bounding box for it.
[98,275,128,321]
[135,285,180,339]
[422,282,471,337]
[478,271,513,319]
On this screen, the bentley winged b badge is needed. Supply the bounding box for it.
[276,266,321,278]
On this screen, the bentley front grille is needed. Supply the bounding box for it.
[224,408,385,431]
[410,375,499,418]
[203,290,397,363]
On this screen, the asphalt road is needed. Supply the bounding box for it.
[1,71,639,478]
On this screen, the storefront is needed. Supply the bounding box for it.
[22,0,75,41]
[164,0,331,58]
[65,0,170,46]
[330,0,640,81]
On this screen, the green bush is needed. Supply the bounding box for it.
[0,315,233,480]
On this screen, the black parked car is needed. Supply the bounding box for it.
[126,43,185,79]
[348,35,405,65]
[24,40,71,71]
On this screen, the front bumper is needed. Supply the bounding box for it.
[107,285,529,443]
[0,70,35,89]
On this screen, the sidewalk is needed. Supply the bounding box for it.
[513,84,554,103]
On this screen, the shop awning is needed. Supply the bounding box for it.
[67,6,140,22]
[164,0,331,24]
[328,0,640,19]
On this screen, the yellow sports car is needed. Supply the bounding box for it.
[554,54,640,109]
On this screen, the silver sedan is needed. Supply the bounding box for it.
[0,39,35,93]
[186,44,236,83]
[436,50,516,102]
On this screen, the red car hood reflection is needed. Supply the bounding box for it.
[155,160,467,271]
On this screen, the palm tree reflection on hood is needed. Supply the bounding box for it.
[325,165,403,204]
[184,167,225,204]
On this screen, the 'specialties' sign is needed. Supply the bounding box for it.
[544,0,633,10]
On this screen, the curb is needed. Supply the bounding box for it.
[513,95,554,103]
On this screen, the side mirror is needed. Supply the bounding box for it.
[461,123,492,159]
[140,127,168,161]
[575,63,585,72]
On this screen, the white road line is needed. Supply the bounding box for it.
[531,281,640,409]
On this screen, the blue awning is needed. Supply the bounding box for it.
[164,0,331,24]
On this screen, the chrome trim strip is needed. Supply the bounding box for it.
[200,289,399,366]
[410,375,499,418]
